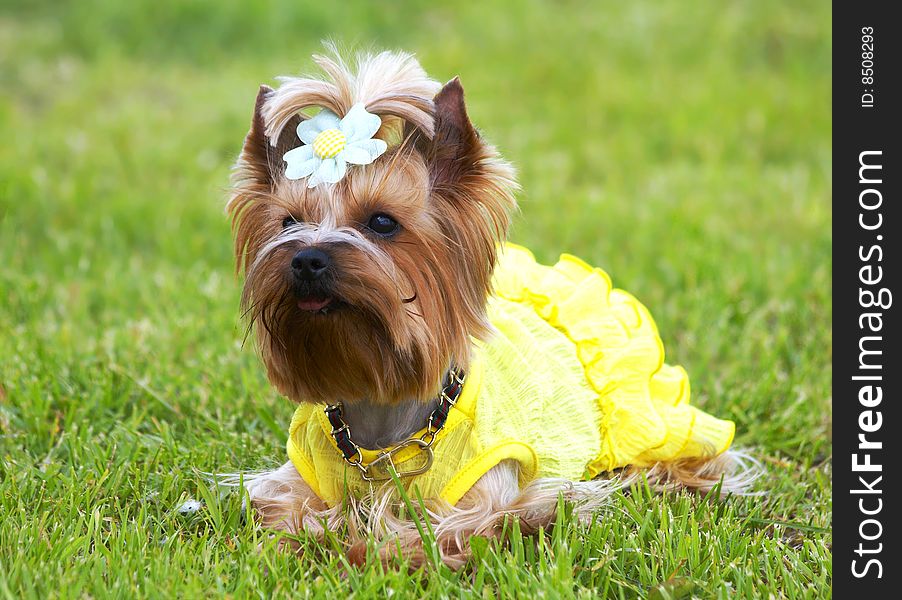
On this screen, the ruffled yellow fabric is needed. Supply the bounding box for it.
[491,244,734,475]
[286,243,735,507]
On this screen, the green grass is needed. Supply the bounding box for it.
[0,0,831,597]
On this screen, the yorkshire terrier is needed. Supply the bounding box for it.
[229,48,756,568]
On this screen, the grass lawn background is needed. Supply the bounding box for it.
[1,1,831,597]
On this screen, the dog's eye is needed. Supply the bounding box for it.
[367,213,400,237]
[282,216,298,229]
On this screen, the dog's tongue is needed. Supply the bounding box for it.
[297,297,332,312]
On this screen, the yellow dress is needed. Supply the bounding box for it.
[286,243,735,506]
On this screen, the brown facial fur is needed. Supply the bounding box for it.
[228,52,518,405]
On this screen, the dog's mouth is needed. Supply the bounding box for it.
[291,278,343,314]
[296,295,339,313]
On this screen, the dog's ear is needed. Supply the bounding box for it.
[416,77,484,190]
[240,84,302,185]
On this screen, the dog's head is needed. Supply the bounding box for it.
[229,50,517,405]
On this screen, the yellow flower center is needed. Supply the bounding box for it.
[312,128,346,159]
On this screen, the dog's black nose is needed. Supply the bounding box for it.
[291,248,331,281]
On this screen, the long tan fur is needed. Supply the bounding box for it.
[244,452,759,569]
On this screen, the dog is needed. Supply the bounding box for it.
[228,48,756,568]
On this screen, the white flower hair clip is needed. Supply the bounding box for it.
[283,103,388,188]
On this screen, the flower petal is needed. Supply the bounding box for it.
[309,157,346,187]
[339,103,382,142]
[306,167,326,188]
[283,146,319,180]
[296,109,341,144]
[330,157,348,183]
[341,139,388,165]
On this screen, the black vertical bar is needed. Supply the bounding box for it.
[834,1,899,595]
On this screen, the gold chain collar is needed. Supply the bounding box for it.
[323,366,466,481]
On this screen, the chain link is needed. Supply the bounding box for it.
[325,366,465,481]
